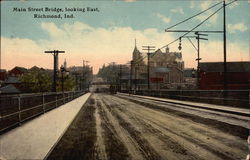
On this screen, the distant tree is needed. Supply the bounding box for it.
[57,74,75,92]
[20,71,51,93]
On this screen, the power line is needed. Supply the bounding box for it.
[165,30,223,33]
[133,2,222,65]
[165,1,222,31]
[225,0,238,7]
[132,1,237,71]
[161,5,224,50]
[162,0,238,50]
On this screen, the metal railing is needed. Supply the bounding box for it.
[121,89,249,108]
[0,91,85,134]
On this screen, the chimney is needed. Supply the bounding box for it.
[166,46,170,53]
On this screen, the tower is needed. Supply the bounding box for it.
[64,59,67,69]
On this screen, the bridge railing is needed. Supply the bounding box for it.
[121,89,249,108]
[0,91,85,134]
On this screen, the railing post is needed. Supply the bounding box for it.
[55,94,58,107]
[42,93,45,113]
[18,95,21,125]
[63,92,65,104]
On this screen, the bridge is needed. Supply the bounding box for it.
[0,91,249,160]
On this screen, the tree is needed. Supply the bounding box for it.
[20,71,51,93]
[57,74,75,92]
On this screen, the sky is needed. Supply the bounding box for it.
[1,0,249,74]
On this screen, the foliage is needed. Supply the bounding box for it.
[20,71,51,92]
[57,74,76,92]
[20,71,76,93]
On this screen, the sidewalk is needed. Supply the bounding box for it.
[118,93,250,117]
[0,93,91,160]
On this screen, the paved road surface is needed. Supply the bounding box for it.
[0,93,91,160]
[47,93,248,160]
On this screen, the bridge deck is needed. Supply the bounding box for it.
[0,93,91,160]
[118,93,250,116]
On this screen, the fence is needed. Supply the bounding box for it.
[0,91,85,134]
[121,89,249,108]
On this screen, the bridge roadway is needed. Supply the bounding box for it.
[0,93,91,160]
[0,92,249,160]
[47,93,249,160]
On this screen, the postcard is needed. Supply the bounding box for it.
[0,0,249,160]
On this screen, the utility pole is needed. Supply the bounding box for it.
[130,60,133,93]
[164,0,233,92]
[142,46,155,90]
[195,32,208,88]
[165,30,221,89]
[182,34,208,88]
[134,64,137,91]
[60,66,65,92]
[82,60,89,91]
[44,50,65,92]
[223,0,227,91]
[119,64,122,92]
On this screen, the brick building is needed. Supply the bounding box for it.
[0,69,7,81]
[8,66,28,77]
[131,45,184,90]
[199,61,250,90]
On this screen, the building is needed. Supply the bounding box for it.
[131,45,184,90]
[183,68,197,89]
[0,69,7,81]
[199,61,250,90]
[150,47,184,86]
[0,69,7,88]
[131,45,147,89]
[1,66,27,93]
[67,65,93,91]
[0,84,21,94]
[8,66,28,77]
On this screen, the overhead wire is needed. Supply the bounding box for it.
[165,1,223,31]
[132,2,223,65]
[160,5,224,50]
[161,0,238,50]
[132,0,237,65]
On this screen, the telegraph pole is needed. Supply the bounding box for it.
[223,0,227,91]
[164,0,234,91]
[182,34,208,88]
[134,64,137,91]
[119,64,122,92]
[130,60,133,93]
[195,32,208,88]
[44,50,65,92]
[82,60,89,91]
[142,46,155,90]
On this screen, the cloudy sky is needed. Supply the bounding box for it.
[1,0,249,73]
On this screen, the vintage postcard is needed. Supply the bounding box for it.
[0,0,249,160]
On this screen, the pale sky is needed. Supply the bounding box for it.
[1,0,249,73]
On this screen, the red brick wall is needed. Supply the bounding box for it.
[9,68,25,77]
[0,71,7,81]
[200,72,250,90]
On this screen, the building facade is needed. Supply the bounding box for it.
[199,61,250,90]
[131,46,184,90]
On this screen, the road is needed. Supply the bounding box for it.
[47,93,248,160]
